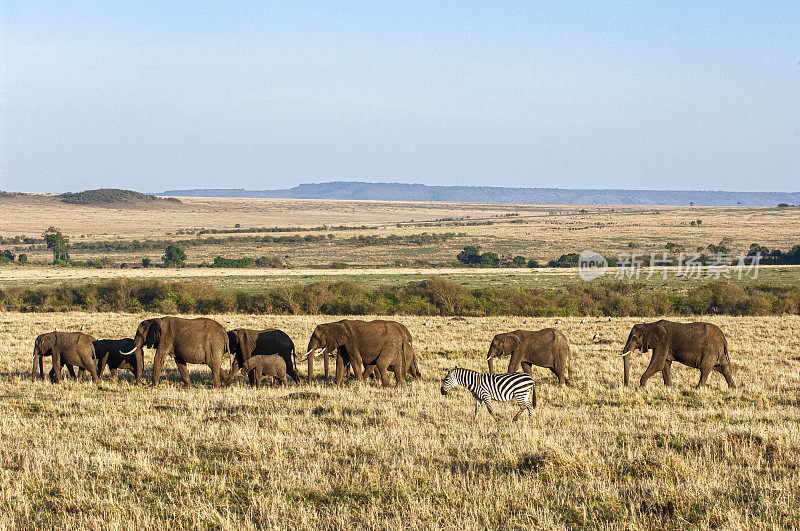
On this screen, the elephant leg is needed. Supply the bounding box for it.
[639,350,667,388]
[152,351,167,386]
[554,365,566,386]
[50,351,62,383]
[697,367,711,387]
[176,361,191,388]
[253,368,263,388]
[83,360,100,384]
[248,368,256,386]
[39,355,44,380]
[96,356,107,378]
[375,362,391,387]
[323,351,330,380]
[392,365,406,387]
[520,362,533,378]
[714,364,735,388]
[66,364,77,380]
[335,355,346,385]
[661,361,672,386]
[210,358,222,388]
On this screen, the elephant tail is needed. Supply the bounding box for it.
[723,336,730,364]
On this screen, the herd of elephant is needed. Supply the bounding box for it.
[30,315,736,390]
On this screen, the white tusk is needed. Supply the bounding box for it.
[618,351,632,357]
[120,348,136,355]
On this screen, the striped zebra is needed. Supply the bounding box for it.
[440,367,536,422]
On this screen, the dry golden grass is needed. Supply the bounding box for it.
[2,194,799,266]
[1,312,799,528]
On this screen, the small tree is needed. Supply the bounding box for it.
[43,226,70,263]
[0,250,14,262]
[17,253,28,264]
[511,255,527,268]
[141,258,152,268]
[479,252,500,267]
[456,246,482,265]
[162,243,186,267]
[696,219,702,225]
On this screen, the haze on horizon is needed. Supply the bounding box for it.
[1,2,798,194]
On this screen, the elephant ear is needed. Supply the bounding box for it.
[504,333,521,354]
[146,319,162,349]
[642,324,667,353]
[39,333,57,354]
[227,331,239,355]
[326,323,349,349]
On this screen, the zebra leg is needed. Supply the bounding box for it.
[484,399,501,422]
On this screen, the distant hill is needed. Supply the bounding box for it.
[60,189,181,206]
[159,182,800,207]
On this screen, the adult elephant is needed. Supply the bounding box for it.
[620,320,734,388]
[225,328,299,385]
[94,338,139,382]
[31,331,100,384]
[486,328,571,385]
[301,319,415,386]
[124,317,228,387]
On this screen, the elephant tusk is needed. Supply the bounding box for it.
[618,351,632,357]
[120,348,136,355]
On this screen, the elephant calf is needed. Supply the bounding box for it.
[242,354,287,387]
[32,331,100,384]
[486,328,571,385]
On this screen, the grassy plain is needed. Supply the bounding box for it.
[1,194,799,267]
[1,195,799,527]
[1,312,799,528]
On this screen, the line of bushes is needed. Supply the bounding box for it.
[1,278,798,316]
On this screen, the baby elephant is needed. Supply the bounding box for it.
[242,354,287,387]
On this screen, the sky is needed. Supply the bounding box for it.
[1,1,798,193]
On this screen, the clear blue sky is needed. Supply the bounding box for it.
[1,1,798,193]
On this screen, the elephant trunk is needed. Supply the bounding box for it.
[307,350,314,382]
[623,352,630,386]
[487,356,495,375]
[31,346,40,379]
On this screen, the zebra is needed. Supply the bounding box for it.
[441,367,536,422]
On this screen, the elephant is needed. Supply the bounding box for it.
[301,319,415,387]
[342,345,422,383]
[225,328,298,385]
[125,316,229,387]
[486,328,571,385]
[620,320,735,388]
[94,338,139,382]
[31,331,100,384]
[241,354,288,387]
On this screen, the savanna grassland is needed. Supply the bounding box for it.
[1,193,799,268]
[1,194,800,528]
[1,312,799,529]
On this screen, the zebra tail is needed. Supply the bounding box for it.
[532,383,537,408]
